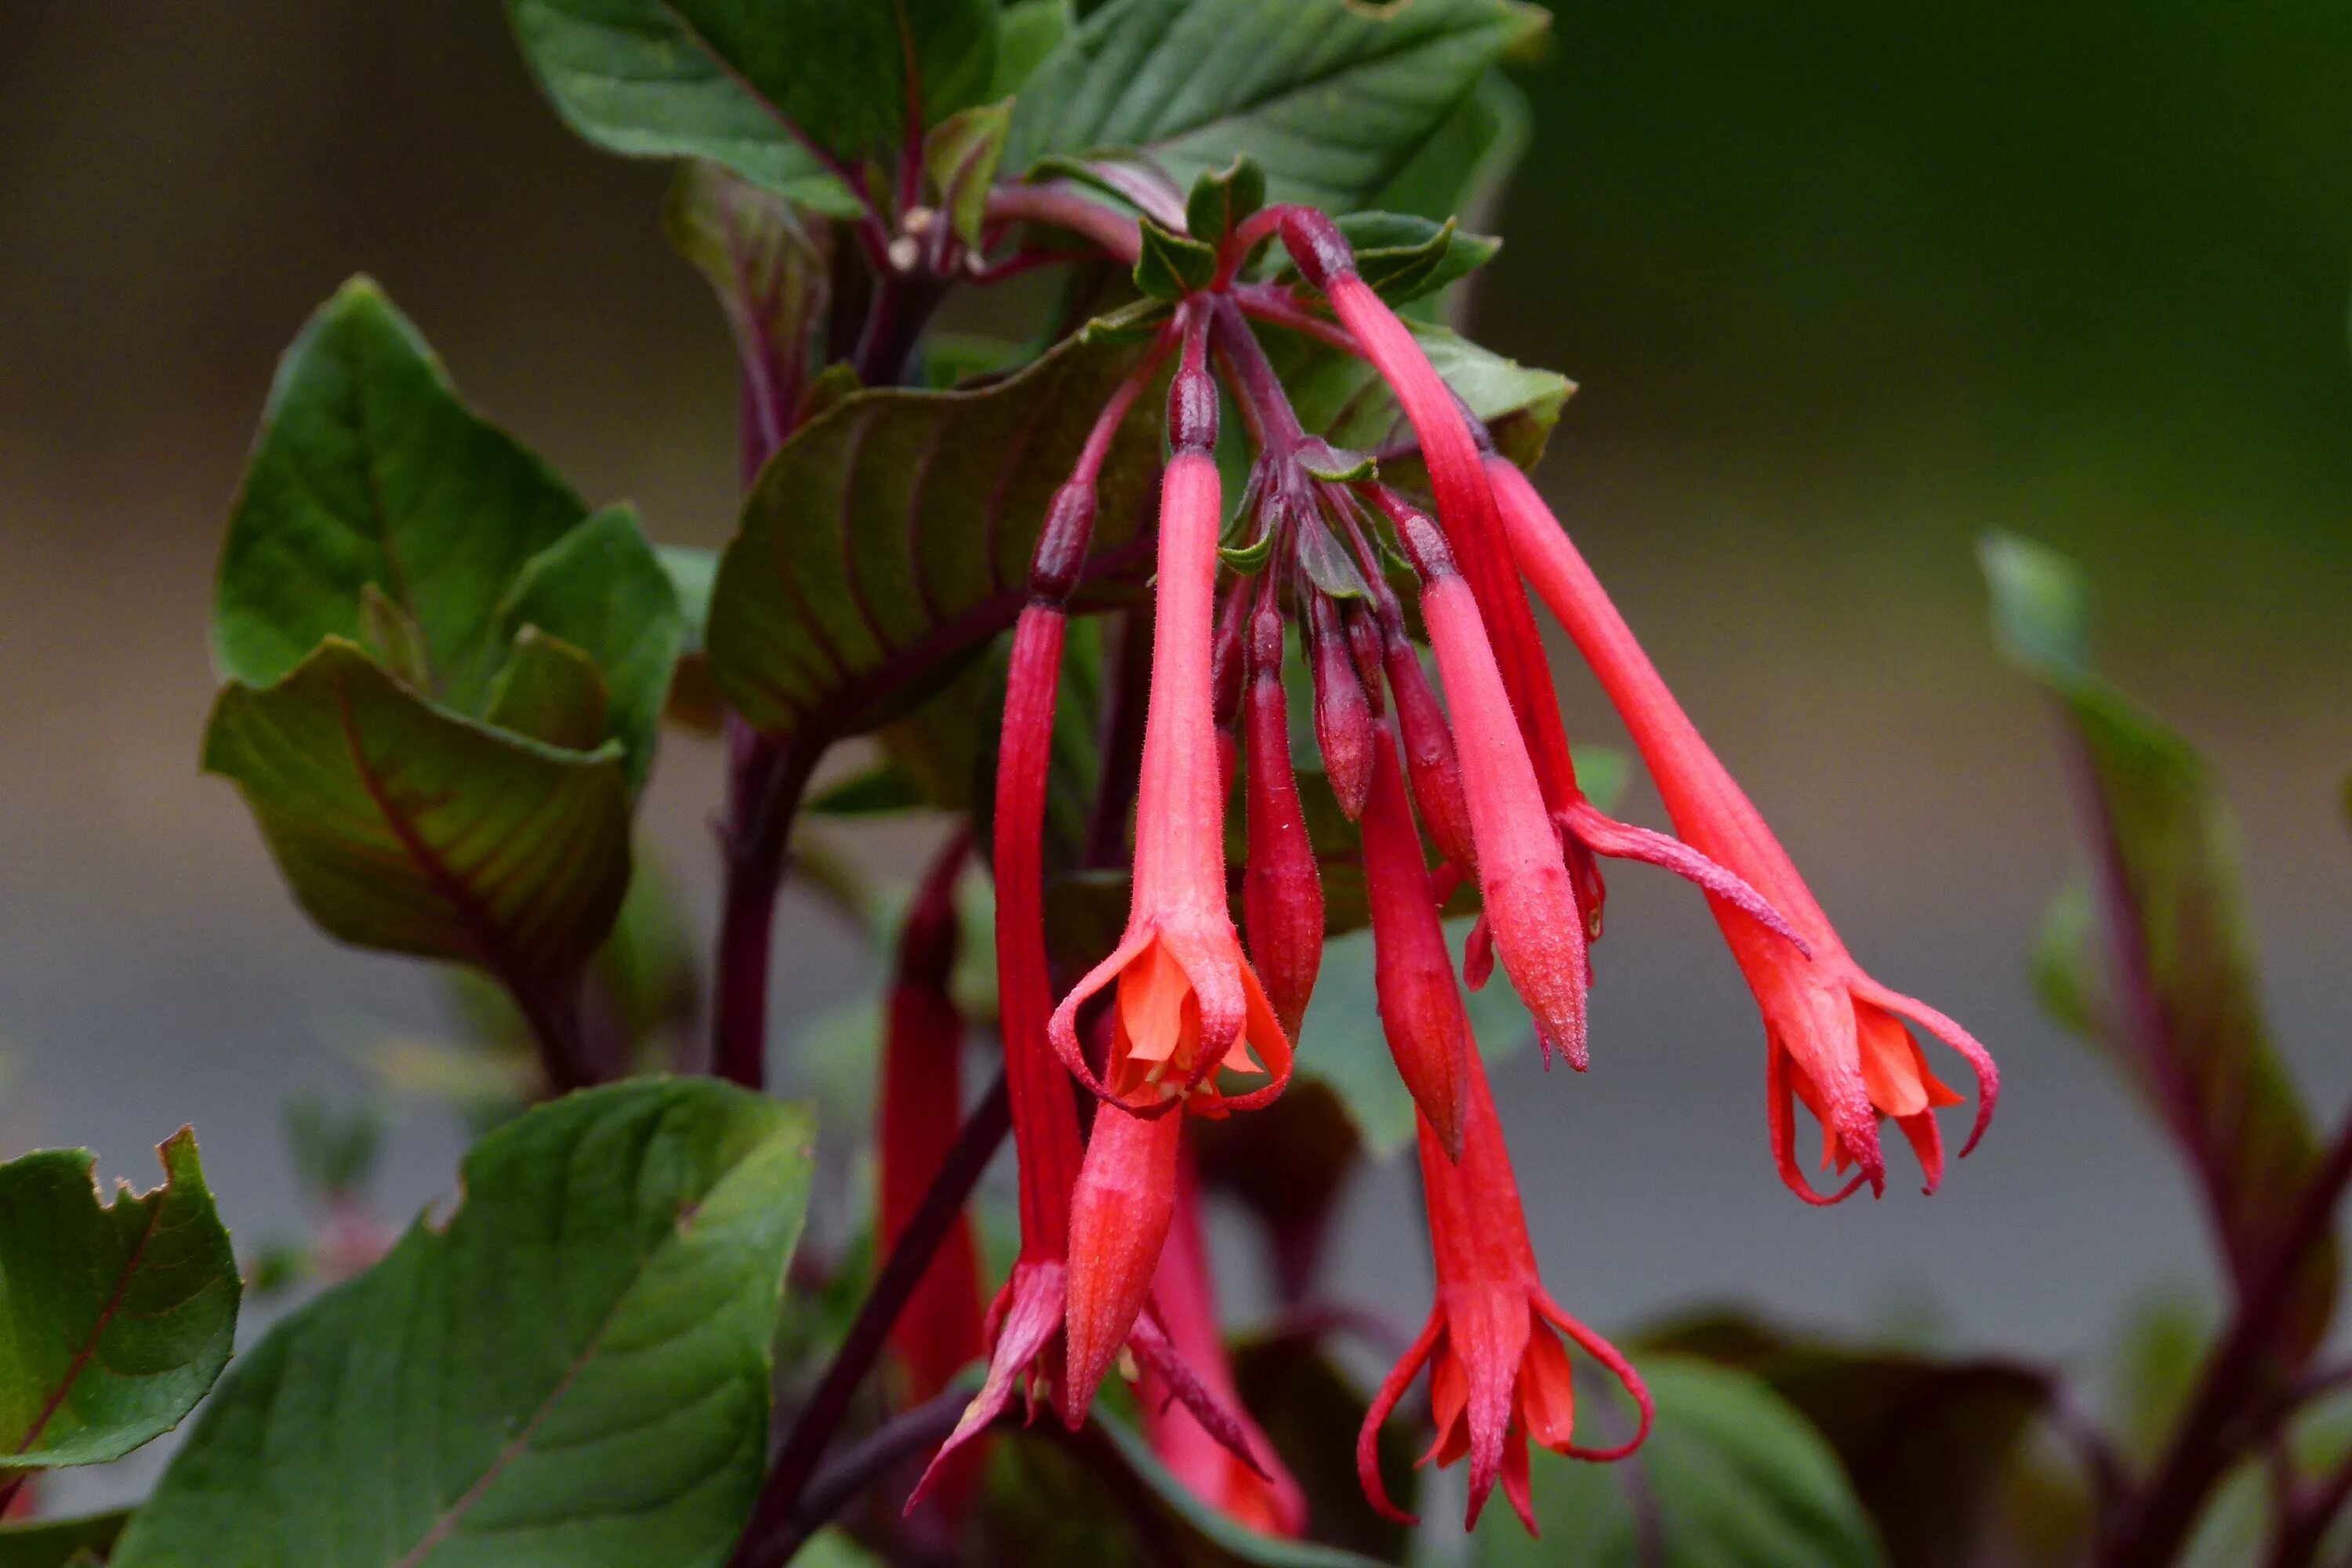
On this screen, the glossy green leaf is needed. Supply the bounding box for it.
[203,638,632,982]
[926,98,1014,249]
[1646,1315,2048,1568]
[0,1510,131,1568]
[215,278,589,708]
[705,332,1163,748]
[1297,917,1527,1160]
[1259,316,1573,470]
[1185,154,1266,245]
[1368,71,1530,229]
[1984,533,2336,1361]
[1472,1356,1885,1568]
[1004,0,1547,212]
[497,508,683,792]
[1134,217,1219,300]
[993,0,1073,97]
[506,0,994,197]
[0,1133,238,1471]
[112,1081,815,1568]
[657,546,719,658]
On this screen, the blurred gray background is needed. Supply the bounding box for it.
[4,0,2350,1425]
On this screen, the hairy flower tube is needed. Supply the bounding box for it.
[1139,1150,1308,1537]
[1487,456,1998,1197]
[1241,596,1324,1043]
[876,829,985,1410]
[1362,1038,1651,1534]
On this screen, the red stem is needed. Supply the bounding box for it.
[985,184,1144,265]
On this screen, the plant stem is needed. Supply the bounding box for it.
[729,1073,1012,1568]
[711,728,817,1087]
[985,184,1144,266]
[753,1388,989,1564]
[2100,1104,2352,1564]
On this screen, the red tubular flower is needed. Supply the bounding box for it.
[877,829,985,1407]
[1360,1044,1652,1534]
[1379,618,1478,877]
[921,332,1268,1499]
[1393,507,1591,1069]
[1047,330,1293,1119]
[1242,597,1324,1043]
[1308,593,1376,821]
[1487,456,1998,1197]
[1140,1150,1308,1537]
[1361,720,1472,1160]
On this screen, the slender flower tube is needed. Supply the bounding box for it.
[1393,507,1592,1068]
[920,330,1265,1498]
[1381,616,1479,877]
[1140,1150,1308,1537]
[1242,597,1324,1042]
[1361,1042,1650,1534]
[1487,456,1998,1197]
[1047,326,1294,1117]
[1360,720,1472,1160]
[877,830,985,1408]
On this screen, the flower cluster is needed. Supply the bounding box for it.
[908,198,1998,1537]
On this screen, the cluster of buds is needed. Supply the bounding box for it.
[906,189,1998,1536]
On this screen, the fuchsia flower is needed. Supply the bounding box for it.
[1361,717,1475,1156]
[1241,597,1324,1043]
[1362,1038,1651,1534]
[917,335,1267,1502]
[1138,1151,1307,1537]
[1486,456,1998,1196]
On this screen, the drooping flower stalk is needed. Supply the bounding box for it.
[1360,1040,1652,1534]
[1139,1149,1308,1537]
[1487,456,1998,1196]
[876,829,985,1410]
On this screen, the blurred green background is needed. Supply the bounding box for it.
[3,0,2349,1399]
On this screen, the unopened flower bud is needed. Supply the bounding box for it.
[1360,729,1469,1160]
[1032,481,1098,604]
[1243,605,1324,1041]
[1309,595,1374,820]
[1382,628,1478,876]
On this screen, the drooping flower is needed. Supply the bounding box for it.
[917,332,1266,1500]
[1360,1039,1651,1534]
[1047,328,1293,1118]
[1486,455,1998,1196]
[1241,595,1324,1043]
[1360,718,1472,1159]
[877,829,985,1408]
[1138,1149,1308,1537]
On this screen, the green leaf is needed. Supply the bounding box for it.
[497,507,684,793]
[1005,0,1548,212]
[1259,316,1573,470]
[1367,70,1530,229]
[662,160,834,405]
[506,0,995,192]
[0,1132,238,1470]
[216,278,590,708]
[0,1510,131,1568]
[927,98,1014,249]
[1280,213,1499,305]
[1296,917,1527,1160]
[484,626,612,752]
[1645,1315,2048,1568]
[805,758,932,817]
[203,638,632,982]
[706,332,1163,748]
[1185,154,1265,245]
[993,0,1074,98]
[657,545,719,658]
[1984,533,2336,1362]
[1471,1356,1885,1568]
[1134,217,1219,300]
[112,1081,815,1568]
